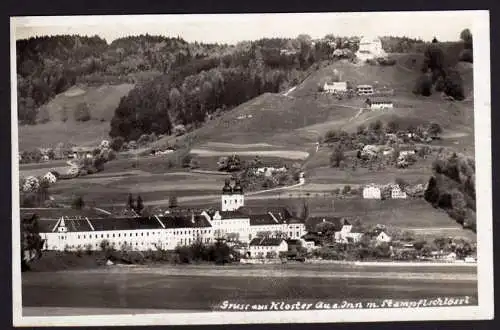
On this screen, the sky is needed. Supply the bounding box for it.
[12,11,477,44]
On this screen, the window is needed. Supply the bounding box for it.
[141,233,144,236]
[77,235,80,239]
[118,233,121,237]
[113,234,115,238]
[147,232,149,236]
[136,233,138,236]
[101,234,104,238]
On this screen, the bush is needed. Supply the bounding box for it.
[459,49,473,63]
[72,196,85,210]
[74,103,91,122]
[111,137,125,152]
[413,74,433,96]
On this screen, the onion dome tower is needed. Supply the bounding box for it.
[222,178,233,194]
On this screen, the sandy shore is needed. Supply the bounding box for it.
[57,263,477,282]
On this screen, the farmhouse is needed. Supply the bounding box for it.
[365,98,394,110]
[363,184,382,199]
[248,238,288,258]
[323,82,347,94]
[356,85,374,95]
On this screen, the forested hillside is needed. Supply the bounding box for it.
[16,34,228,125]
[109,37,324,141]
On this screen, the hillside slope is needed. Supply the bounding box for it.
[181,56,473,151]
[19,83,134,149]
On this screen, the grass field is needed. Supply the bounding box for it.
[22,264,477,312]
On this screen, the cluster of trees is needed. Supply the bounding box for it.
[425,151,476,231]
[413,29,473,100]
[21,214,44,271]
[379,36,427,53]
[173,240,238,264]
[325,120,440,170]
[127,194,144,215]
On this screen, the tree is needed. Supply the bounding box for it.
[169,195,178,208]
[127,193,135,210]
[342,185,351,195]
[428,122,443,137]
[21,213,44,271]
[136,195,144,214]
[330,146,345,168]
[460,29,473,49]
[72,196,85,210]
[386,120,399,133]
[413,74,433,96]
[74,102,91,122]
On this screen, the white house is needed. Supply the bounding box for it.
[100,140,110,149]
[390,184,407,199]
[334,225,363,243]
[366,98,394,110]
[376,231,392,244]
[248,238,288,259]
[355,36,387,61]
[363,184,382,199]
[323,82,347,94]
[43,172,57,184]
[356,85,374,95]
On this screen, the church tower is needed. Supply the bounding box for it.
[221,178,245,211]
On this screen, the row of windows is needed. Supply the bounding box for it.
[54,237,214,250]
[56,229,213,240]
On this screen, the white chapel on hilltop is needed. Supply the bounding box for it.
[355,36,387,61]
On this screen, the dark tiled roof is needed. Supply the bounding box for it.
[305,216,346,232]
[20,208,110,220]
[159,215,212,229]
[239,206,293,220]
[286,239,301,245]
[38,219,59,233]
[249,237,286,246]
[64,218,94,232]
[219,210,249,219]
[249,213,280,226]
[89,216,164,231]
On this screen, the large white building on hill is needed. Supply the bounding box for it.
[355,36,387,61]
[36,180,306,251]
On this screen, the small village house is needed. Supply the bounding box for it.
[363,184,381,199]
[43,172,58,184]
[248,238,288,259]
[356,84,374,95]
[390,184,407,199]
[334,225,363,244]
[323,82,347,94]
[375,231,392,244]
[365,98,394,110]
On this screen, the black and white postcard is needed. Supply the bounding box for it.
[11,11,493,326]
